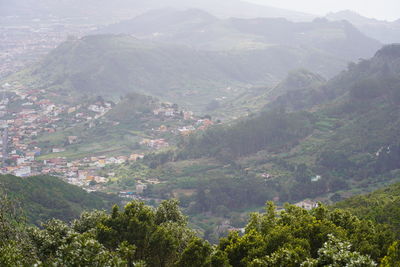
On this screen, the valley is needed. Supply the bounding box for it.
[3,43,400,240]
[1,1,400,265]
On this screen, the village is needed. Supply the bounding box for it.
[0,81,215,197]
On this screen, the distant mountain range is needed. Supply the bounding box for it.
[326,10,400,44]
[2,0,397,45]
[96,8,381,59]
[0,0,314,23]
[7,8,382,112]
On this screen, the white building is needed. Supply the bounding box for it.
[294,200,318,211]
[14,166,31,177]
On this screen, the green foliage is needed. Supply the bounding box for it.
[53,233,125,267]
[106,92,159,122]
[0,193,39,266]
[176,237,212,267]
[334,182,400,237]
[96,199,195,265]
[218,203,394,266]
[0,194,398,266]
[381,241,400,267]
[301,234,376,267]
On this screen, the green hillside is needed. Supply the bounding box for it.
[209,69,326,119]
[13,34,346,112]
[0,174,118,225]
[138,44,400,215]
[185,44,400,162]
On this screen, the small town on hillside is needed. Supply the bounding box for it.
[0,81,215,196]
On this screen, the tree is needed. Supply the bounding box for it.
[0,192,38,266]
[211,250,231,267]
[96,202,155,259]
[301,234,376,267]
[53,233,125,267]
[155,199,186,226]
[176,238,212,267]
[381,241,400,267]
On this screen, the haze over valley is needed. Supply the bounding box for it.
[1,0,400,266]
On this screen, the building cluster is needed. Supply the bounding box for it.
[0,83,116,183]
[0,17,96,78]
[0,81,217,193]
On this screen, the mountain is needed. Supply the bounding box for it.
[0,174,118,225]
[95,8,220,40]
[327,10,378,25]
[0,0,314,22]
[326,10,400,43]
[98,8,381,59]
[15,34,349,111]
[184,44,400,163]
[13,11,382,112]
[266,69,327,111]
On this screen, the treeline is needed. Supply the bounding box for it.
[1,196,400,266]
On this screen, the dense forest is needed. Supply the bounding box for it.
[1,194,400,266]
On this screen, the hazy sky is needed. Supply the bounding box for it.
[246,0,400,21]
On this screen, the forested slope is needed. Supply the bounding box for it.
[0,174,118,225]
[142,44,400,212]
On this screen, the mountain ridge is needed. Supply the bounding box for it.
[0,0,315,22]
[326,10,400,43]
[12,34,352,111]
[97,8,381,58]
